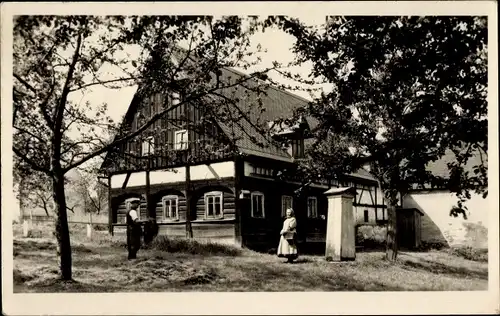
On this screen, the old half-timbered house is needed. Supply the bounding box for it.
[99,60,387,252]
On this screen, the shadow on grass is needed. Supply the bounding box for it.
[399,258,488,280]
[448,246,488,262]
[14,239,56,252]
[18,278,120,293]
[272,257,315,264]
[14,266,120,293]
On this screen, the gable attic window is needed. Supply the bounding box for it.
[171,92,181,106]
[174,129,188,150]
[141,136,155,156]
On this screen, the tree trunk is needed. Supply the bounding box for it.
[52,170,72,280]
[385,195,398,261]
[185,164,193,238]
[108,176,113,236]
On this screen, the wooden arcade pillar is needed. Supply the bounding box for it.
[108,176,113,236]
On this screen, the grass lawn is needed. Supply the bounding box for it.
[12,223,488,292]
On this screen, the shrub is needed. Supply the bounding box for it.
[356,225,386,249]
[151,235,241,256]
[449,246,488,262]
[13,269,34,284]
[355,229,365,245]
[26,230,43,239]
[93,224,108,231]
[417,241,449,251]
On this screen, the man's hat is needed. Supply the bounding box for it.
[126,197,141,204]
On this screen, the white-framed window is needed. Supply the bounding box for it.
[281,195,293,217]
[162,195,179,221]
[141,136,154,156]
[251,192,265,218]
[174,129,188,151]
[204,191,224,219]
[307,197,318,218]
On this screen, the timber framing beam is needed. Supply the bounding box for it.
[206,164,221,179]
[121,171,132,189]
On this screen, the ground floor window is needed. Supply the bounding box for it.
[251,192,265,218]
[281,195,293,217]
[307,197,318,218]
[162,195,179,220]
[364,209,369,223]
[205,191,224,219]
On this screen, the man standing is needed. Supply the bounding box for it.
[126,197,142,259]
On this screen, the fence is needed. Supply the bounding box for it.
[19,212,108,239]
[19,212,108,224]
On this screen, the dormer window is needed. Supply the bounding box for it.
[268,120,297,137]
[291,138,304,158]
[268,117,307,159]
[268,116,307,136]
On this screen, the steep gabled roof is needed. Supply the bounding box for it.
[213,67,314,162]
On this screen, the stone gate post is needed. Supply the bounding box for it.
[324,187,357,261]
